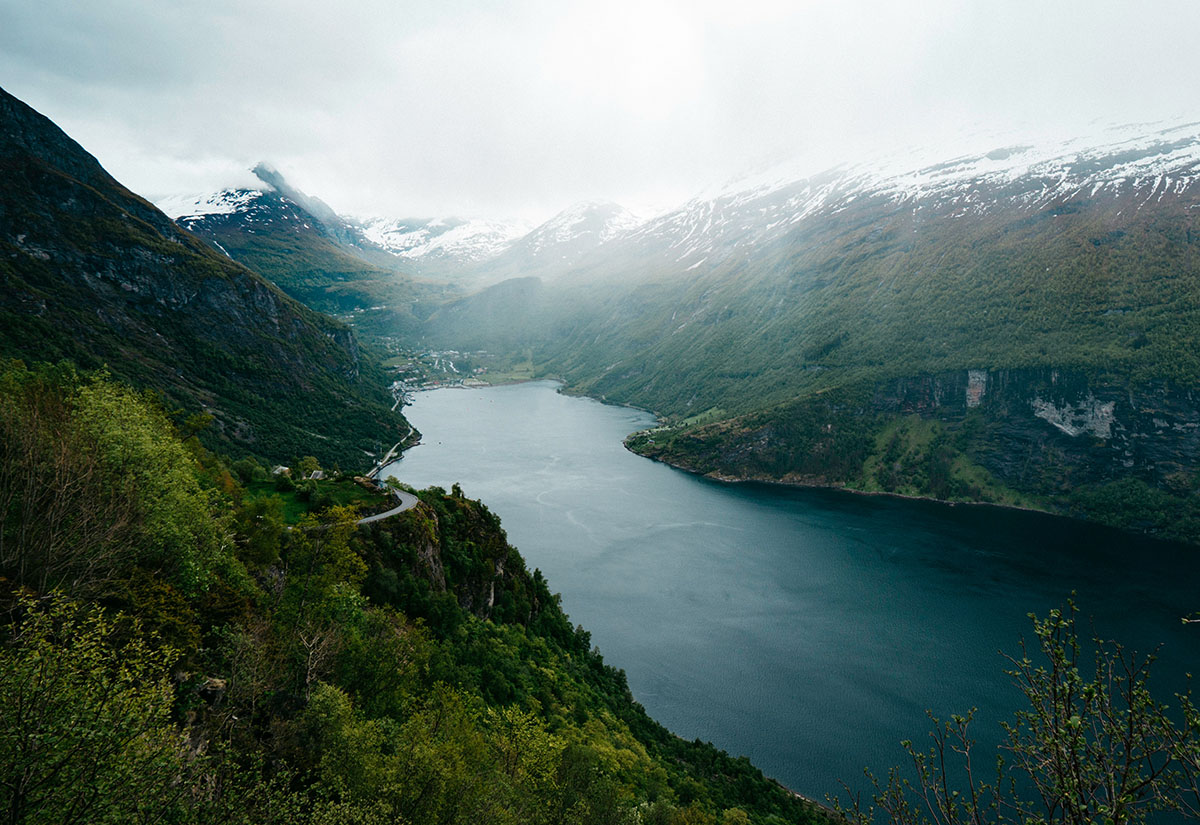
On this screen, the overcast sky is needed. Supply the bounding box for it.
[2,0,1198,222]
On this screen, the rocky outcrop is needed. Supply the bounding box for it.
[874,368,1200,491]
[410,505,448,592]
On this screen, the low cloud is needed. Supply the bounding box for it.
[1,0,1196,222]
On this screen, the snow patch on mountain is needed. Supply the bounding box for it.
[357,217,529,263]
[616,121,1200,269]
[868,122,1200,210]
[523,200,641,254]
[157,189,269,221]
[518,200,643,257]
[715,121,1200,219]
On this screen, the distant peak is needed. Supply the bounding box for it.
[251,162,284,192]
[250,162,342,227]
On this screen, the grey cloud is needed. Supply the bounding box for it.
[1,0,1198,222]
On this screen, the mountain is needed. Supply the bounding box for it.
[356,214,529,280]
[355,200,641,286]
[168,172,642,301]
[0,85,410,468]
[467,199,642,283]
[426,123,1200,542]
[160,167,451,338]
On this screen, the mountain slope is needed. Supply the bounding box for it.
[0,86,409,468]
[163,167,451,338]
[467,200,642,283]
[356,214,529,280]
[427,125,1200,540]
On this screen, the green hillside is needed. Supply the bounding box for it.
[0,86,411,470]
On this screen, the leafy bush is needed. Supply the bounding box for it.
[836,603,1200,825]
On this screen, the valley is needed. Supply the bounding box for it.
[0,85,838,825]
[163,116,1200,545]
[4,48,1200,823]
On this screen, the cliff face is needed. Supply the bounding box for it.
[876,369,1200,492]
[0,86,402,467]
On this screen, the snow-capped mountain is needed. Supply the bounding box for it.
[159,169,645,284]
[154,165,440,323]
[357,215,529,271]
[465,200,643,283]
[567,121,1200,281]
[162,186,327,242]
[724,121,1200,214]
[521,200,641,253]
[430,118,1200,358]
[157,163,367,261]
[349,200,643,284]
[160,121,1200,296]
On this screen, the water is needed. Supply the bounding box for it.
[382,380,1200,803]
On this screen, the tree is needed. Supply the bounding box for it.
[0,593,188,825]
[298,456,321,479]
[0,363,221,597]
[835,603,1194,825]
[0,363,140,597]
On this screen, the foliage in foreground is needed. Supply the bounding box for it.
[836,604,1200,825]
[0,361,824,825]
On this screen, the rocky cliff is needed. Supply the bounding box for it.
[0,86,406,467]
[875,369,1200,493]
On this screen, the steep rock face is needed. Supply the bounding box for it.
[0,86,404,466]
[876,369,1200,491]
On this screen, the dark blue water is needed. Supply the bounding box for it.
[382,380,1200,804]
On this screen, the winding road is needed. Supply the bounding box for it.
[355,429,419,524]
[357,488,419,524]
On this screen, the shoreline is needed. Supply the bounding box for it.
[440,376,665,420]
[630,444,1194,546]
[431,378,1045,520]
[627,440,1080,523]
[405,378,1064,525]
[769,778,843,821]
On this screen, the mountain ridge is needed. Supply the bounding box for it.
[163,177,648,288]
[0,85,410,468]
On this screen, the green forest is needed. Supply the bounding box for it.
[0,360,828,825]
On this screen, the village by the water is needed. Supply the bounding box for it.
[380,346,525,409]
